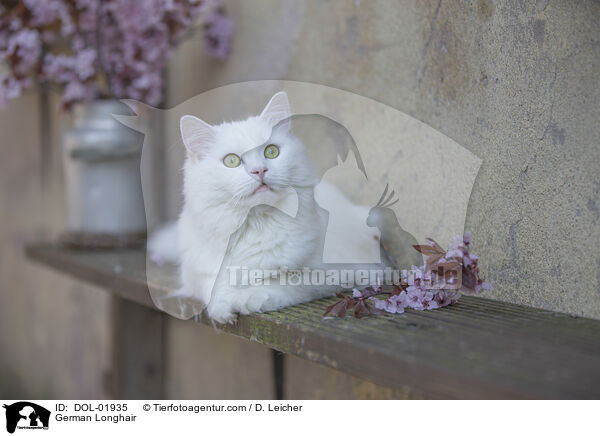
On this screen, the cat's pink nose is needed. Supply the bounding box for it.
[251,167,268,181]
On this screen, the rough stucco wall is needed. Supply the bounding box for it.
[168,0,600,319]
[406,0,600,318]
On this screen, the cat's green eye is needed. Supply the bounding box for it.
[264,144,280,159]
[223,153,241,168]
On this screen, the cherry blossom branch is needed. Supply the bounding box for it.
[323,231,492,318]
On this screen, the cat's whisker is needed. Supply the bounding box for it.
[212,195,243,224]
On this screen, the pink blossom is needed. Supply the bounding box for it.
[406,286,427,310]
[433,291,461,307]
[373,293,407,314]
[203,10,233,59]
[446,248,463,259]
[43,54,75,82]
[0,0,233,108]
[0,75,29,107]
[62,81,97,104]
[23,0,67,26]
[463,230,472,245]
[325,231,490,319]
[74,49,96,80]
[6,28,41,74]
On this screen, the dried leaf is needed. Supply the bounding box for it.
[330,300,348,318]
[354,300,369,318]
[424,253,445,271]
[461,267,477,293]
[365,299,385,315]
[436,260,461,270]
[414,241,448,272]
[425,238,445,252]
[361,287,379,298]
[323,301,339,316]
[413,244,443,256]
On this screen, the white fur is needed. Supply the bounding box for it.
[149,92,382,323]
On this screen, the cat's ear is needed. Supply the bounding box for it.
[336,151,358,167]
[260,91,291,131]
[180,115,214,159]
[344,151,358,167]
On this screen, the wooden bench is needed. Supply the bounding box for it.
[25,243,600,399]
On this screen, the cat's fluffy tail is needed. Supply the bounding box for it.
[147,221,179,264]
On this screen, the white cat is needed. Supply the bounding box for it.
[149,91,380,323]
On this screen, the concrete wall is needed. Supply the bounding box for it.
[167,0,600,318]
[164,0,600,397]
[0,0,598,399]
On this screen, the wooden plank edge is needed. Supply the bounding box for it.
[25,244,156,308]
[24,244,600,399]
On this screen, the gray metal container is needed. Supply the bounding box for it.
[63,100,146,241]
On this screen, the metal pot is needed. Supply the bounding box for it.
[61,99,146,248]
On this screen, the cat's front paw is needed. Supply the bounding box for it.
[206,304,238,325]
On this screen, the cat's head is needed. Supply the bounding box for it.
[180,92,316,208]
[314,151,367,208]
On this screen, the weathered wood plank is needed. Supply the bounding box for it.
[110,297,166,399]
[25,243,600,399]
[165,318,274,400]
[25,244,159,308]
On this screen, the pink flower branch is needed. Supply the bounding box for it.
[323,231,492,319]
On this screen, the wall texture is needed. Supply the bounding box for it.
[1,0,598,400]
[163,0,600,397]
[168,0,600,319]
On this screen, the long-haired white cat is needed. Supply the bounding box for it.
[149,91,381,323]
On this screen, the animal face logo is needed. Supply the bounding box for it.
[3,402,50,434]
